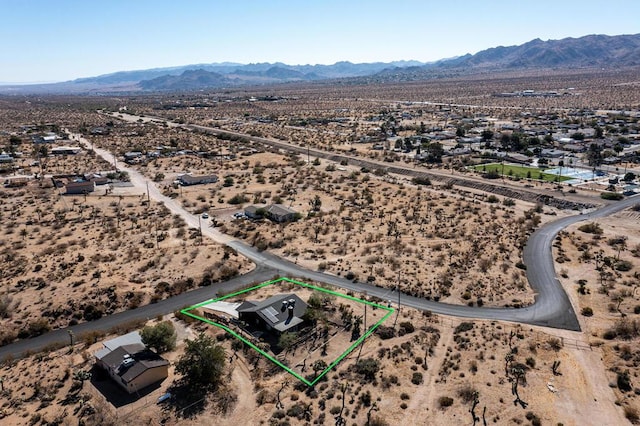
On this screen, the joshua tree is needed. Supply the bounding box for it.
[470,391,480,425]
[504,352,514,376]
[72,370,92,391]
[275,380,288,410]
[309,194,322,212]
[335,382,349,426]
[366,402,379,426]
[511,367,527,409]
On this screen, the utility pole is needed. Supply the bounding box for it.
[154,218,159,249]
[146,181,150,203]
[198,215,203,244]
[363,291,367,332]
[394,271,401,329]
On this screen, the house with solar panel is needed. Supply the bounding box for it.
[94,331,169,394]
[236,294,308,336]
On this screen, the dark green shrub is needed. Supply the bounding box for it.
[412,176,431,186]
[398,321,415,335]
[454,322,474,334]
[604,319,640,340]
[411,372,423,385]
[359,390,372,407]
[616,261,633,272]
[286,402,306,419]
[578,222,603,234]
[355,358,380,381]
[228,194,249,205]
[272,410,286,419]
[618,371,633,392]
[438,396,454,408]
[375,326,395,340]
[581,307,594,317]
[601,192,624,200]
[457,385,477,403]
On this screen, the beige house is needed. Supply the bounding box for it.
[95,332,169,394]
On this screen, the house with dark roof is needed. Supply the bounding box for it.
[237,293,307,336]
[177,174,219,186]
[65,180,95,195]
[95,331,169,394]
[265,204,298,223]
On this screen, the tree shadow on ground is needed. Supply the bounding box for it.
[160,380,238,420]
[161,380,209,419]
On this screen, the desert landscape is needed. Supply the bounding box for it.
[1,33,640,426]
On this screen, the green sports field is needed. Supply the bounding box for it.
[469,163,572,182]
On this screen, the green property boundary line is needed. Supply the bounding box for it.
[180,277,394,387]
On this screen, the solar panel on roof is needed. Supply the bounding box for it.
[262,306,279,324]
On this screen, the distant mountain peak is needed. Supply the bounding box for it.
[2,33,638,94]
[374,33,640,82]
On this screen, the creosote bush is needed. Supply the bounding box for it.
[578,222,603,235]
[581,307,594,317]
[438,396,454,408]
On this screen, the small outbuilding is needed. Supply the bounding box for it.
[244,205,265,219]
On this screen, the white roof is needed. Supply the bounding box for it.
[200,301,242,319]
[95,331,142,360]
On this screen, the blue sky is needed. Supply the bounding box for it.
[1,0,638,83]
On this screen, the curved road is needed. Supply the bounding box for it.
[1,129,638,361]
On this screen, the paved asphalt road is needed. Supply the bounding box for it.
[1,126,638,361]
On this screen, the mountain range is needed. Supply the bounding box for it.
[2,33,639,94]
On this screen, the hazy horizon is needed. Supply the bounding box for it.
[2,0,639,84]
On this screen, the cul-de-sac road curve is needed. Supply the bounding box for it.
[67,130,640,330]
[0,126,637,361]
